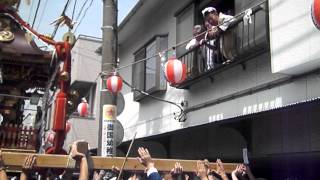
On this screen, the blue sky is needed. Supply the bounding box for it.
[18,0,138,40]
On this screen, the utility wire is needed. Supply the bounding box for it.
[51,0,71,38]
[74,0,90,22]
[31,0,41,28]
[27,0,36,23]
[71,0,77,20]
[121,79,186,122]
[73,0,94,33]
[36,0,49,30]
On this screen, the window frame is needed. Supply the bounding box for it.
[132,34,168,101]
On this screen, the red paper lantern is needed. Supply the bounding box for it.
[106,75,123,93]
[77,99,89,117]
[312,0,320,30]
[164,58,187,85]
[47,132,55,144]
[65,120,71,133]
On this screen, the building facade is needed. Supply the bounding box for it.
[68,0,320,178]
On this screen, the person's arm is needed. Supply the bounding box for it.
[218,14,234,32]
[69,141,89,180]
[137,147,161,180]
[171,162,183,180]
[79,156,89,180]
[196,160,209,180]
[207,26,221,40]
[20,155,36,180]
[231,165,242,180]
[216,159,228,180]
[93,170,106,180]
[244,165,255,180]
[0,150,8,180]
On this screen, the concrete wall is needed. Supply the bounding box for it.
[64,117,98,150]
[71,36,102,84]
[117,0,320,144]
[269,0,320,74]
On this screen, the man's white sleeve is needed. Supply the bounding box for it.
[219,13,235,31]
[147,167,158,177]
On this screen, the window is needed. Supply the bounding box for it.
[175,0,235,57]
[132,35,168,101]
[88,84,96,116]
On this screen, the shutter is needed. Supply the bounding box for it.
[145,41,157,91]
[132,36,168,101]
[157,36,168,91]
[132,48,146,101]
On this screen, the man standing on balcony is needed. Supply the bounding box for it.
[202,7,234,66]
[186,25,212,72]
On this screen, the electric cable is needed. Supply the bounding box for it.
[71,0,77,20]
[121,79,186,122]
[75,0,90,22]
[36,0,49,30]
[31,0,41,28]
[27,0,35,23]
[51,0,71,38]
[73,0,94,33]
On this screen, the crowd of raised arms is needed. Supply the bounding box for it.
[0,141,256,180]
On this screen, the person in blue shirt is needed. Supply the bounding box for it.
[137,147,161,180]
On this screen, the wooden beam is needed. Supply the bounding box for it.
[2,152,239,173]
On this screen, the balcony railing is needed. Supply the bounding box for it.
[0,123,39,152]
[176,1,269,88]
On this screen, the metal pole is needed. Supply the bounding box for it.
[98,0,118,156]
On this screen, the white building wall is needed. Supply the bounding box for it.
[71,37,102,84]
[64,0,320,151]
[117,0,320,142]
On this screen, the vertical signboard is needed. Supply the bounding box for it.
[101,105,116,157]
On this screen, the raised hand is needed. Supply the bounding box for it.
[70,141,88,160]
[196,160,209,180]
[231,165,244,180]
[216,159,228,180]
[171,162,183,175]
[137,147,153,169]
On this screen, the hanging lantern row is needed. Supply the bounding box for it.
[312,0,320,30]
[106,74,123,94]
[103,56,186,94]
[77,98,89,117]
[164,58,187,85]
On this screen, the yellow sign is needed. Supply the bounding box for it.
[103,105,116,121]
